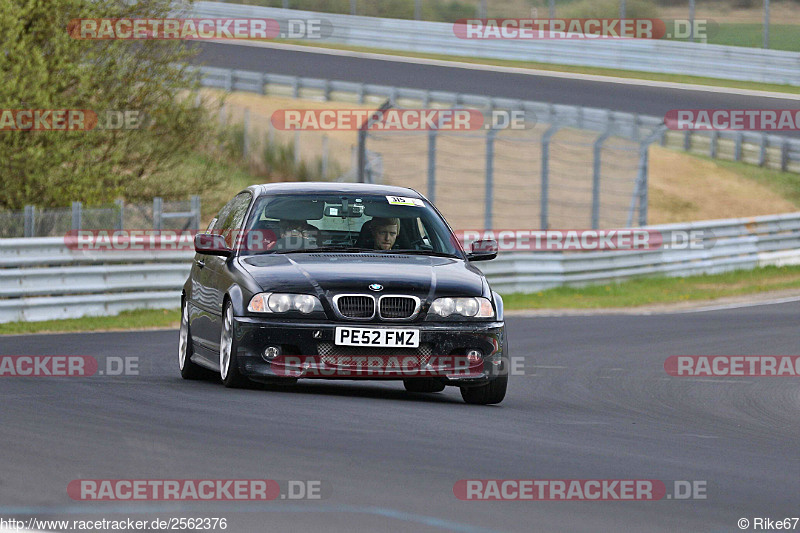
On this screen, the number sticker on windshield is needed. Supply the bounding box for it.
[386,196,424,207]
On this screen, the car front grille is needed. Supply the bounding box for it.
[335,295,375,319]
[379,296,418,319]
[317,342,433,367]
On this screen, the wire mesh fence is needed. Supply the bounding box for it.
[366,122,645,231]
[0,198,201,238]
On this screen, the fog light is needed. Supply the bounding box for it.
[466,349,483,363]
[263,345,282,361]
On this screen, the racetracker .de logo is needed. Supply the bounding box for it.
[0,356,97,376]
[0,110,146,131]
[68,480,280,500]
[271,109,485,131]
[453,18,666,39]
[68,18,280,40]
[454,479,707,500]
[665,109,800,131]
[455,229,709,252]
[665,356,800,376]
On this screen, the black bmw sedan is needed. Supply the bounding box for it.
[179,182,507,404]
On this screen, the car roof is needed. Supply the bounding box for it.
[245,182,424,198]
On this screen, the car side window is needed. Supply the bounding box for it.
[212,192,252,246]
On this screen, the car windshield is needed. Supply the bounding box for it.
[240,193,463,257]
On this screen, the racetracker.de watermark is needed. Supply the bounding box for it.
[270,108,532,131]
[665,109,800,131]
[665,356,800,377]
[0,356,139,377]
[453,18,715,40]
[69,18,280,40]
[453,479,707,500]
[0,109,147,131]
[68,480,328,500]
[455,229,711,252]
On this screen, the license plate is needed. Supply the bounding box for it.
[335,327,420,348]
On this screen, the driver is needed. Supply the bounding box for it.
[370,217,400,250]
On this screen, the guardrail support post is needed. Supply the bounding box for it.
[292,77,300,98]
[734,132,743,161]
[24,205,35,238]
[243,108,250,160]
[592,131,613,230]
[781,139,790,171]
[115,199,124,230]
[485,128,496,231]
[427,128,437,203]
[294,131,301,166]
[710,130,719,159]
[758,134,767,166]
[324,80,331,101]
[153,197,163,231]
[191,196,201,230]
[683,130,691,152]
[540,124,561,230]
[71,202,82,231]
[322,135,329,178]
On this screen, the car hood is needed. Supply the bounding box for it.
[239,252,486,298]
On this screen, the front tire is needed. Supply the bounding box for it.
[220,301,250,388]
[460,374,507,405]
[179,299,204,380]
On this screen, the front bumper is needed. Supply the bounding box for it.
[233,317,507,386]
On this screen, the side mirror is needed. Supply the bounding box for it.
[467,239,498,261]
[194,233,232,257]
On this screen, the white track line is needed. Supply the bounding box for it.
[207,39,800,100]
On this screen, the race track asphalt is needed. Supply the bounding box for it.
[1,301,798,532]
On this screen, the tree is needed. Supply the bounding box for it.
[0,0,212,209]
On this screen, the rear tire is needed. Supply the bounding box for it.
[179,299,205,380]
[220,301,250,388]
[403,378,445,393]
[460,374,507,405]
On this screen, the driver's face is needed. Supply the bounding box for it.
[373,225,398,250]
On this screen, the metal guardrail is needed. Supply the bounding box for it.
[480,212,800,293]
[2,212,800,322]
[193,66,800,175]
[191,2,800,87]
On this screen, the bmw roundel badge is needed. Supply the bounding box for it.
[368,283,383,292]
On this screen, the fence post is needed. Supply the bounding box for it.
[485,128,496,231]
[191,196,201,230]
[321,135,329,178]
[683,130,691,152]
[628,126,665,227]
[115,199,124,230]
[540,124,561,230]
[781,139,790,171]
[243,108,250,160]
[734,132,743,161]
[294,131,301,166]
[225,69,233,92]
[592,131,613,230]
[24,205,35,238]
[153,197,163,231]
[71,201,82,231]
[427,128,437,203]
[758,134,768,166]
[357,83,365,105]
[710,130,719,159]
[324,79,331,101]
[292,76,300,98]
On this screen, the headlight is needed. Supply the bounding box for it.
[248,293,321,314]
[430,297,493,318]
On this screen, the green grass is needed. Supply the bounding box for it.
[0,308,181,335]
[706,24,800,52]
[697,155,800,207]
[502,265,800,309]
[274,39,800,95]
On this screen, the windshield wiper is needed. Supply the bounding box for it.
[272,246,376,254]
[380,249,462,259]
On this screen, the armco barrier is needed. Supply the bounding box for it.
[190,2,800,87]
[2,212,800,322]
